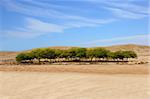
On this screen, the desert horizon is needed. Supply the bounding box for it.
[1,0,150,99]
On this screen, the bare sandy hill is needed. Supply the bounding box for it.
[0,52,18,57]
[104,44,150,62]
[0,52,19,61]
[104,44,150,55]
[26,44,150,52]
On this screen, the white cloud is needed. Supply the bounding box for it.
[104,1,149,14]
[3,18,64,38]
[103,1,149,19]
[3,17,113,38]
[25,18,64,33]
[64,19,114,28]
[1,0,149,38]
[88,0,149,19]
[1,0,113,23]
[1,0,115,38]
[1,0,148,21]
[104,7,146,19]
[80,34,150,47]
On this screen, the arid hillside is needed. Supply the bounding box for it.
[0,52,19,64]
[104,44,150,63]
[0,44,150,64]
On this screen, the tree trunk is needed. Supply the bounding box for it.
[38,58,41,64]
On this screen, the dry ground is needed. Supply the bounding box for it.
[0,64,149,74]
[0,72,150,99]
[0,64,150,99]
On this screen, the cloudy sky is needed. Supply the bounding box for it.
[0,0,149,51]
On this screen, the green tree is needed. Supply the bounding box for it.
[127,51,137,58]
[16,47,137,64]
[107,51,115,60]
[94,48,110,59]
[112,50,138,61]
[75,48,86,58]
[67,48,77,59]
[86,48,95,61]
[16,52,33,62]
[122,51,137,59]
[86,48,110,60]
[54,49,62,58]
[30,48,45,63]
[113,51,125,60]
[43,48,56,59]
[60,50,69,59]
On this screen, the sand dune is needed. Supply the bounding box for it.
[0,72,149,99]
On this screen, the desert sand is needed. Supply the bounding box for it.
[0,64,149,74]
[0,64,150,99]
[0,72,149,99]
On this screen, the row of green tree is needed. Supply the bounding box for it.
[16,47,137,63]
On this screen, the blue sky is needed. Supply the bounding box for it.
[0,0,149,51]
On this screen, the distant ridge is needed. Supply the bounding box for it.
[103,44,150,51]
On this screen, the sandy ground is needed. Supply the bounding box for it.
[0,64,149,74]
[0,72,150,99]
[0,64,150,99]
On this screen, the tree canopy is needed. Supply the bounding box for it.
[16,47,137,63]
